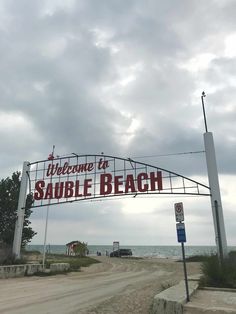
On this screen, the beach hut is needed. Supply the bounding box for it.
[66,241,88,256]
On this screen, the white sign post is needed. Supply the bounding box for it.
[174,202,189,302]
[12,161,30,259]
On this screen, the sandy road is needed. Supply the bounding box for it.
[0,257,201,314]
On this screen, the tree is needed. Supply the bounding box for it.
[0,172,36,248]
[74,241,88,257]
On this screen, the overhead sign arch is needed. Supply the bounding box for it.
[12,94,229,261]
[27,154,210,208]
[12,153,214,259]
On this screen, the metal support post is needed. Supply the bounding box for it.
[204,132,228,257]
[201,92,208,132]
[181,242,190,302]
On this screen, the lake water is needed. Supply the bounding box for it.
[27,244,236,259]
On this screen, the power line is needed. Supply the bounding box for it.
[132,150,205,159]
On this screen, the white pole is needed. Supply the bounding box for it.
[204,132,228,257]
[12,161,30,259]
[42,145,55,269]
[42,204,50,269]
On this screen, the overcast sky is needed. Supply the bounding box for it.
[1,0,236,247]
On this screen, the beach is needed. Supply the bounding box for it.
[0,256,201,313]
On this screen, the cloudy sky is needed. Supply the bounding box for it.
[1,0,236,247]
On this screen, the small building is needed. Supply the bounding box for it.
[66,241,88,256]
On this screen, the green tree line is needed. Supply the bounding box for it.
[0,172,36,248]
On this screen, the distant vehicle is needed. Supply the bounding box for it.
[110,249,132,257]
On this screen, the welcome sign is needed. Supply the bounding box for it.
[32,156,162,202]
[28,154,210,208]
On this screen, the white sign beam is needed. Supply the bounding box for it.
[204,132,228,258]
[12,161,30,259]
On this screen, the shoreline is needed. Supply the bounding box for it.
[26,244,233,260]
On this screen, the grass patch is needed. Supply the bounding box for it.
[200,251,236,289]
[185,255,210,262]
[176,255,209,263]
[45,254,100,271]
[22,249,41,256]
[1,250,100,277]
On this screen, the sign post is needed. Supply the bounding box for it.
[174,202,190,302]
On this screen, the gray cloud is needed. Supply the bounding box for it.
[0,0,235,246]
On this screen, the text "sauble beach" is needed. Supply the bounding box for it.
[34,158,163,200]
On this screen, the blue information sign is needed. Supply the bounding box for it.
[176,223,186,243]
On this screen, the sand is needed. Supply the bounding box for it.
[0,256,201,314]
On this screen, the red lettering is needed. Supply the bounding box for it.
[46,163,58,176]
[72,166,77,174]
[100,173,112,195]
[54,182,64,199]
[88,163,94,171]
[137,173,148,192]
[114,175,123,194]
[57,166,63,175]
[77,164,87,172]
[150,171,162,191]
[66,165,73,174]
[64,181,74,198]
[35,171,163,201]
[75,180,83,197]
[34,180,45,200]
[125,174,136,193]
[84,179,92,196]
[46,161,95,177]
[62,162,69,175]
[44,183,53,199]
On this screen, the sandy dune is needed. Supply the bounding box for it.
[0,256,201,314]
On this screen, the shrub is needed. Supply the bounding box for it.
[0,242,12,264]
[200,251,236,288]
[73,242,88,257]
